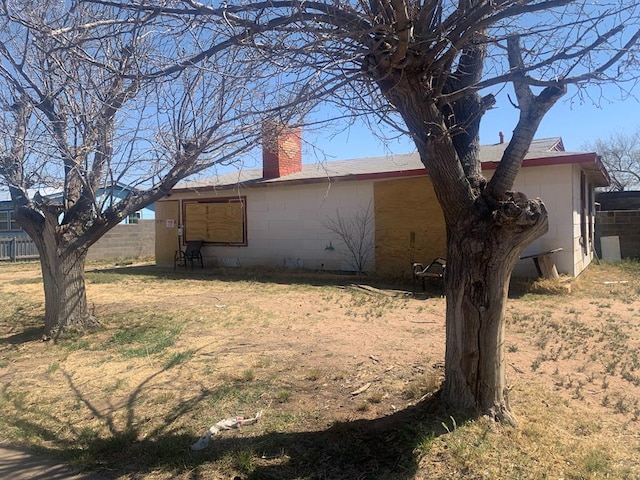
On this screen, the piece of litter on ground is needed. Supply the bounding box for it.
[350,382,372,396]
[190,411,262,451]
[214,304,226,308]
[602,281,628,285]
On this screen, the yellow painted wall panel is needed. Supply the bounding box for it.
[374,176,446,276]
[155,200,180,266]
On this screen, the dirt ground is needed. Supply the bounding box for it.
[1,260,639,479]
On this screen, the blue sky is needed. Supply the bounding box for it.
[2,82,636,202]
[303,83,639,162]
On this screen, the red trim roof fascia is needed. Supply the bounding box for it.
[170,168,430,194]
[481,152,598,170]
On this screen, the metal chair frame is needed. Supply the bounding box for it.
[174,240,204,271]
[412,257,446,295]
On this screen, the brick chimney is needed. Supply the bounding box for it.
[262,123,302,179]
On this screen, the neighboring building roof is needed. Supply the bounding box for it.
[172,136,608,192]
[44,181,141,201]
[596,191,640,211]
[1,182,155,212]
[0,187,60,202]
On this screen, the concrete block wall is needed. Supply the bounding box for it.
[87,219,155,261]
[595,210,640,259]
[201,181,375,272]
[507,163,579,277]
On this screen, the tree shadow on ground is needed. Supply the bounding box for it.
[0,326,42,345]
[0,444,105,480]
[409,285,446,300]
[2,364,463,480]
[87,263,445,301]
[68,395,454,480]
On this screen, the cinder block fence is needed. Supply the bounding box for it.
[595,210,640,260]
[86,220,155,261]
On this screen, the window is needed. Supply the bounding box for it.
[183,197,246,245]
[0,210,20,231]
[127,212,141,224]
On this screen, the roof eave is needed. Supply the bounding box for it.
[169,151,610,194]
[482,152,610,187]
[170,168,430,194]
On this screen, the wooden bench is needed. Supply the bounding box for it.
[520,248,563,279]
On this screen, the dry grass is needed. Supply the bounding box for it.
[0,259,639,479]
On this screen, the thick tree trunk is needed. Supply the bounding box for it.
[39,245,96,340]
[441,196,548,424]
[361,1,568,424]
[24,213,97,340]
[379,90,550,423]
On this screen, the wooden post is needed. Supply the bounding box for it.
[534,254,559,280]
[520,247,563,280]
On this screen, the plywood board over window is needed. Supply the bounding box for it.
[374,177,446,276]
[184,198,246,245]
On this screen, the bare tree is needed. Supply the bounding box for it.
[0,1,297,338]
[85,0,640,422]
[322,202,375,274]
[584,130,640,191]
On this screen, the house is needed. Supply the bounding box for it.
[155,128,609,278]
[0,200,27,237]
[41,182,156,225]
[1,184,156,261]
[1,183,155,233]
[0,200,39,260]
